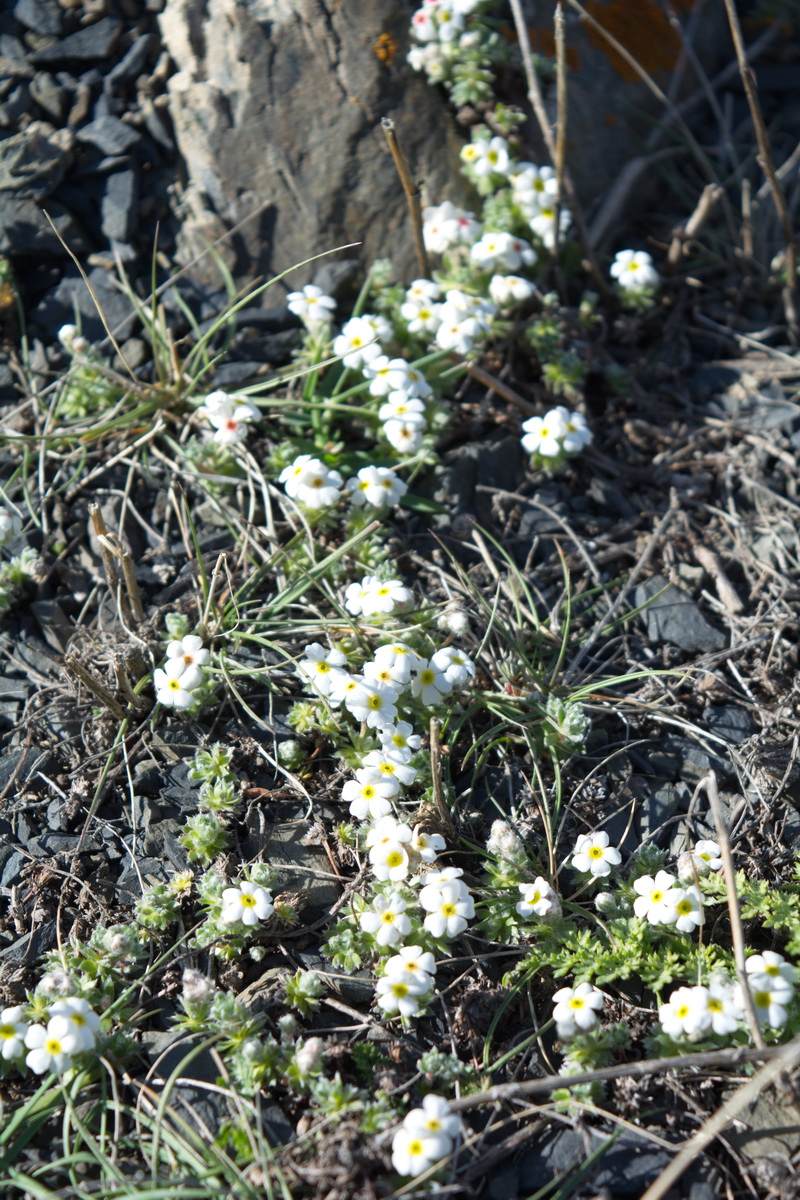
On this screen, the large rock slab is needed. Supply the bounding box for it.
[158,0,725,289]
[159,0,470,287]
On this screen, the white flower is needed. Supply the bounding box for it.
[367,817,414,882]
[376,976,430,1018]
[462,136,510,178]
[471,231,536,271]
[434,1,465,41]
[359,892,412,946]
[521,409,568,458]
[401,297,443,335]
[529,205,572,249]
[363,356,412,397]
[359,577,414,617]
[670,885,704,933]
[342,772,396,820]
[391,1126,446,1175]
[380,721,422,762]
[659,985,711,1038]
[408,41,447,81]
[166,634,210,672]
[703,977,743,1036]
[327,671,363,707]
[517,878,560,920]
[405,278,441,304]
[560,408,593,454]
[571,831,621,878]
[220,881,274,927]
[411,659,453,707]
[422,200,480,255]
[332,316,383,370]
[384,944,436,986]
[344,678,399,728]
[0,1006,28,1060]
[197,390,260,445]
[745,951,797,989]
[552,982,603,1038]
[279,455,343,508]
[286,284,336,326]
[25,1017,77,1074]
[154,658,204,709]
[0,504,21,547]
[379,394,427,426]
[372,642,423,686]
[296,643,348,696]
[346,466,408,508]
[421,880,474,938]
[510,163,558,215]
[419,867,464,903]
[489,274,537,308]
[610,249,660,292]
[410,6,438,42]
[383,418,425,455]
[429,646,475,688]
[632,871,679,925]
[686,839,724,876]
[403,1093,459,1145]
[48,998,101,1052]
[410,824,446,863]
[744,976,792,1028]
[361,749,417,788]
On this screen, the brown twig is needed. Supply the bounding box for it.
[667,183,725,267]
[553,2,567,257]
[507,0,608,294]
[448,1043,786,1112]
[466,362,537,416]
[721,0,798,339]
[381,118,430,280]
[63,656,127,722]
[429,717,455,837]
[701,771,765,1050]
[639,1035,800,1200]
[90,503,133,627]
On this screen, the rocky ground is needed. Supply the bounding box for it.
[2,0,800,1198]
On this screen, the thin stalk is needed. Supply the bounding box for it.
[381,118,430,279]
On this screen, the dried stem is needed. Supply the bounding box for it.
[90,503,133,627]
[507,0,607,293]
[667,183,724,267]
[429,717,455,836]
[553,2,567,255]
[721,0,797,338]
[449,1042,787,1112]
[381,118,430,279]
[701,771,765,1049]
[63,655,127,721]
[640,1035,800,1200]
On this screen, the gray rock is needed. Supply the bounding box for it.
[31,265,136,340]
[100,168,139,242]
[13,0,63,36]
[0,82,31,128]
[703,704,754,745]
[521,1127,672,1196]
[140,1032,232,1138]
[105,35,155,93]
[77,116,140,156]
[0,124,72,200]
[29,72,68,123]
[243,816,341,919]
[0,919,56,962]
[646,733,733,786]
[31,16,122,65]
[0,849,26,889]
[0,195,89,256]
[635,574,726,653]
[632,777,681,845]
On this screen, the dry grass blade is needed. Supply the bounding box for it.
[639,1035,800,1200]
[381,118,430,280]
[721,0,798,339]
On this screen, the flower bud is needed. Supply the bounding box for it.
[278,1013,297,1040]
[486,820,526,866]
[436,605,471,637]
[35,969,76,998]
[277,739,305,770]
[594,891,617,915]
[295,1037,324,1074]
[182,969,215,1003]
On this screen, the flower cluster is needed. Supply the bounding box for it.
[0,996,102,1075]
[280,454,344,510]
[521,406,593,471]
[377,946,436,1018]
[196,390,260,446]
[659,951,798,1039]
[552,982,604,1039]
[154,633,209,710]
[408,1,501,107]
[391,1092,460,1178]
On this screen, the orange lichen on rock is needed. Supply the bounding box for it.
[584,0,682,81]
[373,31,398,65]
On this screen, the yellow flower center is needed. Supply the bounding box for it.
[392,982,409,998]
[408,1139,424,1156]
[708,998,722,1012]
[677,900,693,915]
[168,679,181,692]
[754,991,770,1008]
[588,846,603,859]
[71,1014,86,1027]
[386,851,404,868]
[651,891,663,903]
[0,1025,15,1039]
[568,997,585,1010]
[382,912,395,924]
[241,894,257,908]
[442,903,457,917]
[676,1005,690,1019]
[46,1039,62,1054]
